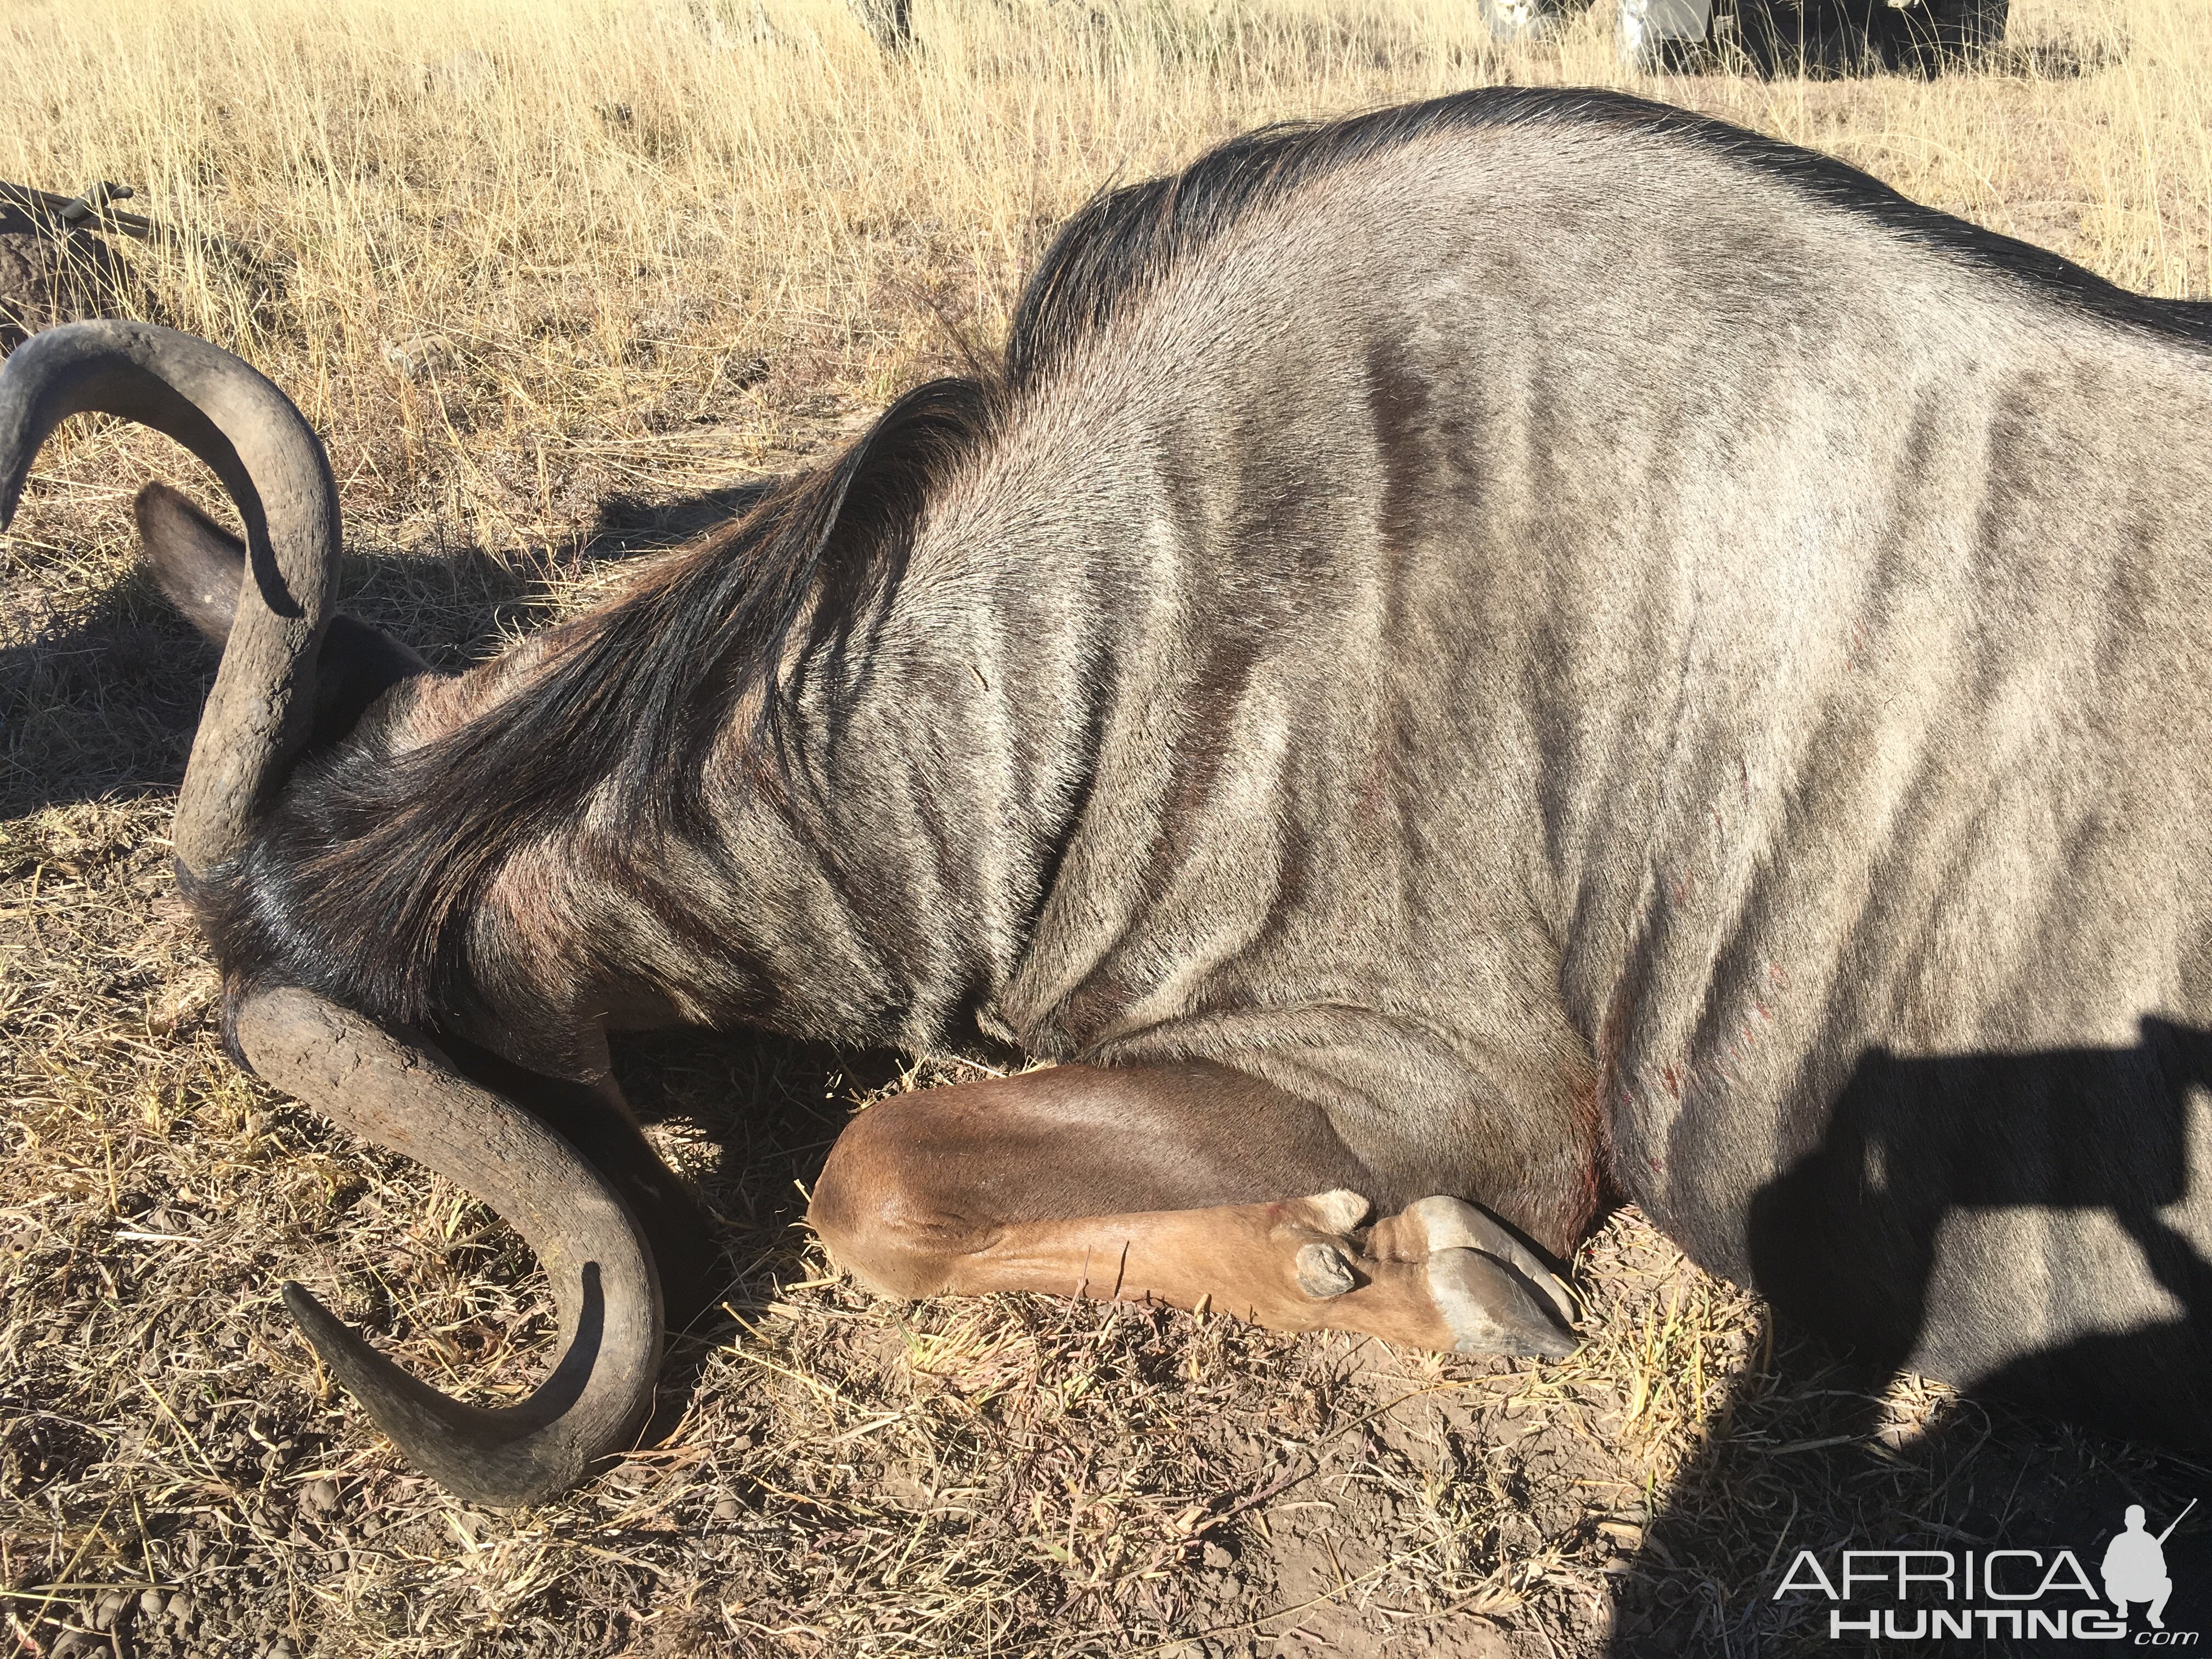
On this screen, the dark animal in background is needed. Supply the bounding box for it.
[0,181,138,353]
[6,87,2211,1505]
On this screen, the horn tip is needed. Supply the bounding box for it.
[281,1277,334,1335]
[281,1277,361,1372]
[279,1276,582,1509]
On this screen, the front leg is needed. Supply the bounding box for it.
[807,1061,1577,1359]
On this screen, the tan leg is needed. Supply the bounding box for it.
[808,1060,1577,1359]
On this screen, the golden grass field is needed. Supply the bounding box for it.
[3,0,2211,1654]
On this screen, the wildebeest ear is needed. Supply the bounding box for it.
[135,479,247,643]
[134,479,437,744]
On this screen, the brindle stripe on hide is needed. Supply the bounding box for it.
[206,83,2212,1126]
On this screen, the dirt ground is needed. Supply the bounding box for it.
[6,0,2212,1653]
[6,872,2205,1658]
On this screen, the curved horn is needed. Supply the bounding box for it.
[234,986,664,1507]
[0,320,339,876]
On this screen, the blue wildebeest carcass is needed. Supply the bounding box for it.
[5,87,2210,1505]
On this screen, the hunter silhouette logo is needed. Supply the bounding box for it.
[2106,1502,2194,1631]
[1774,1499,2202,1643]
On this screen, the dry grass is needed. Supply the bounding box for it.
[4,0,2212,1653]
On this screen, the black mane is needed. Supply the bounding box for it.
[205,375,993,1032]
[201,86,2211,1036]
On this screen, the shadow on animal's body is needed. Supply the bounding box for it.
[5,85,2211,1501]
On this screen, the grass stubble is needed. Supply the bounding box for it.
[3,0,2210,1652]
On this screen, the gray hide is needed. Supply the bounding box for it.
[696,91,2212,1440]
[19,89,2209,1453]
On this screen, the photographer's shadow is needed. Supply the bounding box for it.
[1752,1018,2212,1448]
[1612,1021,2212,1652]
